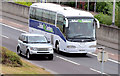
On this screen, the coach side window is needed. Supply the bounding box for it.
[30,7,36,19]
[49,12,56,24]
[57,14,64,34]
[57,14,63,26]
[43,10,49,22]
[36,8,43,21]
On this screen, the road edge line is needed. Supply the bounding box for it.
[56,56,80,66]
[1,23,27,33]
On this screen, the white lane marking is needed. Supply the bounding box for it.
[108,59,120,64]
[56,56,80,65]
[0,34,9,39]
[88,52,120,64]
[88,52,97,56]
[1,23,120,65]
[90,68,106,74]
[0,23,27,33]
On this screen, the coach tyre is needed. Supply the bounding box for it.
[56,43,60,53]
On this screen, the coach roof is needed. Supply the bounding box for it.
[31,3,94,18]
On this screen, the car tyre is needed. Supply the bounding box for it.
[26,51,32,60]
[17,47,21,55]
[48,54,53,60]
[82,53,87,56]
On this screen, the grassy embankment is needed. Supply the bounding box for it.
[0,47,52,75]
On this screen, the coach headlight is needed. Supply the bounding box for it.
[67,45,76,48]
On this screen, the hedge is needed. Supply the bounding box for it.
[0,47,23,67]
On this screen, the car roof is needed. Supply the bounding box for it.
[21,33,44,36]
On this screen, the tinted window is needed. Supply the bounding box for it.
[30,7,36,19]
[36,8,43,21]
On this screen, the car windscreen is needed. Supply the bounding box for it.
[28,36,47,43]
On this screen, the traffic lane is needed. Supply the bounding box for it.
[1,17,120,59]
[1,23,119,74]
[55,53,119,74]
[1,24,24,52]
[2,37,98,74]
[1,24,98,74]
[2,24,25,40]
[2,36,17,53]
[28,56,97,74]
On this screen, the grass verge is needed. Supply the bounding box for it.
[0,46,52,75]
[2,59,51,75]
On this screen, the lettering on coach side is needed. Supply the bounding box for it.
[38,23,44,29]
[46,26,53,33]
[38,23,54,33]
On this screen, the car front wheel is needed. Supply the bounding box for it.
[26,51,32,60]
[17,47,21,55]
[47,54,53,60]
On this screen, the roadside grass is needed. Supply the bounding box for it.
[0,46,53,75]
[2,59,52,75]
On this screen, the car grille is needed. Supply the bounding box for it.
[36,48,48,51]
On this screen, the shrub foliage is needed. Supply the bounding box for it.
[0,47,23,67]
[94,13,112,25]
[15,2,32,6]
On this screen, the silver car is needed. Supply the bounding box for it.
[17,33,53,60]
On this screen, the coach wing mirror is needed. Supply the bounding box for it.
[65,18,68,27]
[95,18,100,28]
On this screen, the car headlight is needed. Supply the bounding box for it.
[30,47,36,50]
[89,45,96,48]
[49,48,53,51]
[67,45,76,48]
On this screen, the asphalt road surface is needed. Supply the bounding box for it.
[0,22,119,76]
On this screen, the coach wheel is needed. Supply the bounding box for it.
[56,44,60,54]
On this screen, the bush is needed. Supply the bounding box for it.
[0,47,23,67]
[61,2,75,8]
[115,4,120,28]
[94,13,112,25]
[15,2,32,6]
[96,2,113,15]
